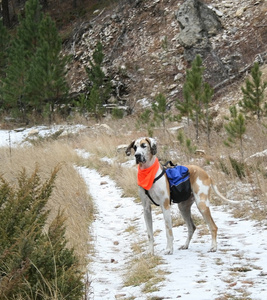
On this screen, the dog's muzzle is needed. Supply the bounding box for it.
[135,153,146,164]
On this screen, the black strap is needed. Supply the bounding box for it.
[153,168,165,183]
[145,189,160,206]
[144,168,166,206]
[163,160,176,168]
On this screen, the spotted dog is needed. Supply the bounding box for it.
[126,137,236,255]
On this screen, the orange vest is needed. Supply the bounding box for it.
[137,158,160,190]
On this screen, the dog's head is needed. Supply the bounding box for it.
[125,137,157,164]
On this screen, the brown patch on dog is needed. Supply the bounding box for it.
[169,228,173,237]
[198,201,207,213]
[186,165,212,192]
[199,192,207,201]
[164,197,170,210]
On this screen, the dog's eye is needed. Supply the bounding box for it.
[133,145,137,151]
[141,143,146,148]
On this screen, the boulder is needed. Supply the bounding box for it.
[176,0,222,61]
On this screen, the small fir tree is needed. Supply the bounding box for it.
[137,108,155,137]
[202,82,214,146]
[224,105,246,160]
[152,93,171,132]
[85,41,111,120]
[239,62,267,122]
[176,83,193,126]
[176,55,214,143]
[0,167,84,299]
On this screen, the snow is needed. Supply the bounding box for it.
[77,163,267,300]
[1,126,267,300]
[0,124,86,147]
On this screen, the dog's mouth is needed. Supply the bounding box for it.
[135,154,146,164]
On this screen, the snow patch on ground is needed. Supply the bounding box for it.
[77,163,267,300]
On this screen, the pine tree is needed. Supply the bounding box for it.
[176,83,193,126]
[0,21,9,74]
[176,55,213,143]
[2,0,69,122]
[239,62,267,122]
[137,108,155,137]
[27,14,69,123]
[152,93,171,132]
[85,41,111,120]
[2,40,29,121]
[202,82,214,146]
[224,105,246,160]
[0,22,9,106]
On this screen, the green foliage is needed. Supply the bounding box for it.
[136,108,155,137]
[1,0,69,123]
[151,93,171,131]
[112,107,124,119]
[0,21,9,76]
[26,15,69,122]
[218,159,230,176]
[136,93,171,135]
[84,41,111,120]
[177,130,196,154]
[229,156,246,179]
[239,62,267,122]
[0,167,84,299]
[202,82,214,146]
[176,55,214,143]
[224,105,246,160]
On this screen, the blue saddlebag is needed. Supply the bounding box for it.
[165,163,191,203]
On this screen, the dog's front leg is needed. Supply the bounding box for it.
[143,203,154,255]
[161,199,174,255]
[141,193,154,255]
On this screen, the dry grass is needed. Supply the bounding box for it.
[0,138,94,268]
[123,252,166,293]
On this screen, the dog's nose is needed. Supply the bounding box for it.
[135,153,141,160]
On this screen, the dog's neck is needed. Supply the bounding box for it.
[138,155,156,170]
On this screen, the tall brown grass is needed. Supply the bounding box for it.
[0,138,94,268]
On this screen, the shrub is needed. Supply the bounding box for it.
[0,166,84,299]
[229,156,246,179]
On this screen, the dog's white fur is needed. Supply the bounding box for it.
[126,137,236,255]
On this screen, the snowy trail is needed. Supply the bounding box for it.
[77,165,267,300]
[77,167,146,299]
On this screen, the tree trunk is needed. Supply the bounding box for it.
[2,0,11,28]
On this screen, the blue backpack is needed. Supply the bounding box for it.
[164,161,192,203]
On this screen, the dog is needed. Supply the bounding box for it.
[126,137,236,255]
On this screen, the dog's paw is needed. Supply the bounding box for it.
[164,248,173,255]
[179,245,189,250]
[208,247,217,252]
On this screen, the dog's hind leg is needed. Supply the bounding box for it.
[178,195,196,250]
[195,190,218,252]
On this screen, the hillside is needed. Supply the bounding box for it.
[63,0,267,112]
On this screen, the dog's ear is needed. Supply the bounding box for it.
[146,138,157,155]
[125,140,135,156]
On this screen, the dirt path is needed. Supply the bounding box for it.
[77,165,267,300]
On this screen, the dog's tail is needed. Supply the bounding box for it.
[211,181,240,204]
